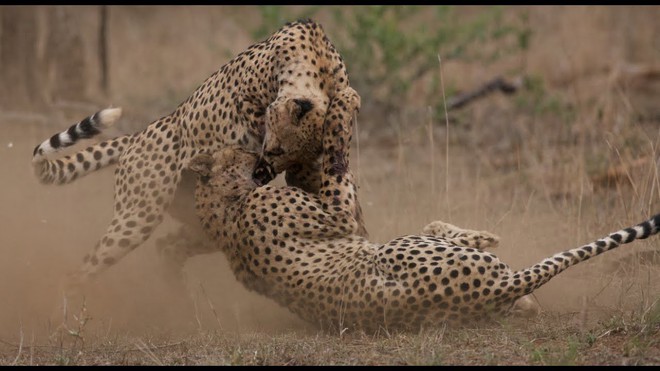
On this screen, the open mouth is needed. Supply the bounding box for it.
[253,158,276,186]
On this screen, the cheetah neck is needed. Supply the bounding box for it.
[195,181,254,249]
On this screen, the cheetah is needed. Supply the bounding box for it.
[190,86,660,332]
[31,19,367,290]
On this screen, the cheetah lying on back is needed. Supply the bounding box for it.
[30,20,366,289]
[190,86,660,331]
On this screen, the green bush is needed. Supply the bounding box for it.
[253,6,530,117]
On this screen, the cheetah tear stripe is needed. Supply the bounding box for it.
[32,107,122,162]
[509,213,660,299]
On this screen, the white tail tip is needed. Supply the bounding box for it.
[98,107,122,126]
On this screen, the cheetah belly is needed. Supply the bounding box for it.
[234,232,518,331]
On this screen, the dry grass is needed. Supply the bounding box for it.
[0,5,659,365]
[1,309,658,365]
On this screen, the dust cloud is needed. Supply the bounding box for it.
[1,116,658,344]
[0,120,308,342]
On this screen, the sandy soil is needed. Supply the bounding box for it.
[1,114,657,346]
[0,118,307,338]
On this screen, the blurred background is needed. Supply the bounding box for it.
[0,5,659,339]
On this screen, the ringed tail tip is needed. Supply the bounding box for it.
[98,107,122,126]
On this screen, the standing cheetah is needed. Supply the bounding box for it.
[190,86,660,332]
[31,19,367,290]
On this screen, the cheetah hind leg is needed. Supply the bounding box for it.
[155,225,194,291]
[422,220,500,250]
[155,223,219,291]
[509,294,542,318]
[155,170,207,292]
[422,220,541,318]
[152,224,219,329]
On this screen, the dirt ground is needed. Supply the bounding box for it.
[0,5,658,365]
[1,114,659,365]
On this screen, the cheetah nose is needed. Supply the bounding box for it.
[253,158,276,186]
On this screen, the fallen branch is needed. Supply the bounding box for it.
[447,76,521,111]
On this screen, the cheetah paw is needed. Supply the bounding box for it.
[422,220,500,249]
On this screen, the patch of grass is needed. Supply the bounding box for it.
[1,303,659,365]
[251,6,529,119]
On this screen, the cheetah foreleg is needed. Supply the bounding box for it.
[287,155,369,239]
[317,87,363,237]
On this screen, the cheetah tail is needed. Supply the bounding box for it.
[508,213,660,299]
[32,107,122,162]
[31,108,129,185]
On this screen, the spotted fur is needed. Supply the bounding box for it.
[31,20,365,287]
[191,87,660,332]
[32,108,122,184]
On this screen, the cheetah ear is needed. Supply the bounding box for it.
[289,98,314,123]
[188,153,215,179]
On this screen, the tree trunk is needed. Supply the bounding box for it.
[0,6,105,112]
[99,5,109,95]
[0,7,47,110]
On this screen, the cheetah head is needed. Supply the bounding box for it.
[189,147,275,193]
[259,94,329,176]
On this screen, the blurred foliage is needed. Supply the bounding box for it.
[253,6,531,117]
[516,75,575,123]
